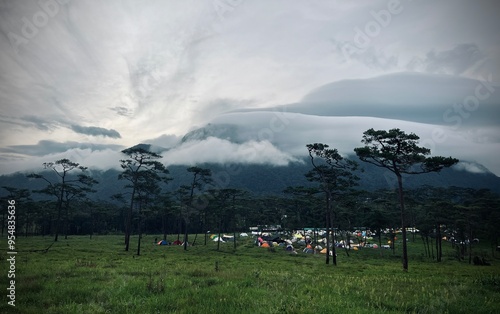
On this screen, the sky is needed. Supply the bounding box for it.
[0,0,499,175]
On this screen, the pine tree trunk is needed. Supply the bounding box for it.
[137,204,143,256]
[183,218,189,251]
[125,187,136,251]
[397,174,408,271]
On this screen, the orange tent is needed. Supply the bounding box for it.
[261,242,270,248]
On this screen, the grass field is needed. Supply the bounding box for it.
[1,234,499,313]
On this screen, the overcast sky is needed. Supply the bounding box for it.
[0,0,499,175]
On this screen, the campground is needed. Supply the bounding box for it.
[1,234,499,314]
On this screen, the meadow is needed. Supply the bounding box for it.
[0,234,499,314]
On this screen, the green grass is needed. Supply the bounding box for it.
[1,235,499,313]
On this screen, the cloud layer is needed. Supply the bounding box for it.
[0,1,499,176]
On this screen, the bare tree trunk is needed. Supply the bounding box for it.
[325,193,330,265]
[397,174,408,271]
[233,230,237,251]
[330,210,337,266]
[125,188,136,251]
[137,203,143,256]
[217,220,222,251]
[54,187,65,242]
[436,223,442,262]
[421,235,427,257]
[183,217,189,251]
[64,202,70,240]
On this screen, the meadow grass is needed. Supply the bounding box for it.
[0,235,499,313]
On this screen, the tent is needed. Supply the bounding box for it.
[222,235,235,242]
[172,240,182,245]
[240,233,249,237]
[157,240,168,245]
[319,248,334,255]
[213,237,225,242]
[261,242,270,248]
[293,233,303,239]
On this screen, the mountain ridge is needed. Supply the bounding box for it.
[2,156,498,201]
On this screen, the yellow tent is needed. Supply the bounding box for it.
[320,248,327,254]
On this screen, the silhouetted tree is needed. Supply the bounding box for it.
[178,167,212,250]
[306,143,359,266]
[118,148,170,252]
[354,128,458,271]
[27,159,97,241]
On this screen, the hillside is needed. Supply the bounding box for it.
[1,158,499,200]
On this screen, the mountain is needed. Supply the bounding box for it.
[1,157,499,201]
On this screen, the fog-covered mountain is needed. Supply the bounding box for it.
[2,155,499,201]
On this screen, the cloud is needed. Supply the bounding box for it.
[0,140,124,156]
[143,134,180,149]
[1,148,123,175]
[109,106,133,117]
[20,115,60,131]
[453,161,488,174]
[70,125,121,138]
[330,38,399,71]
[163,137,301,166]
[209,111,500,176]
[0,0,499,177]
[407,44,485,76]
[276,72,500,128]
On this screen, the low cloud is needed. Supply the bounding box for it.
[0,148,123,175]
[453,161,488,174]
[143,134,180,149]
[163,137,301,166]
[0,140,124,156]
[71,125,121,138]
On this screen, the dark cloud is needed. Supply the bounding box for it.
[109,106,132,117]
[70,125,121,138]
[408,44,485,75]
[0,140,124,156]
[279,72,500,127]
[20,115,59,131]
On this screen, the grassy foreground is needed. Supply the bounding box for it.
[1,235,499,313]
